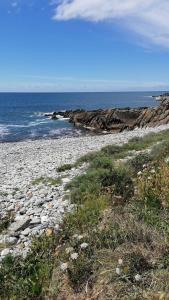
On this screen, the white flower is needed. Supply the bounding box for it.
[72,234,78,239]
[65,247,74,254]
[77,235,84,240]
[70,252,79,260]
[80,242,88,249]
[150,169,155,174]
[115,267,121,275]
[60,262,68,271]
[137,171,142,176]
[118,258,123,265]
[134,274,142,281]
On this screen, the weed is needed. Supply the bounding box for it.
[31,176,62,186]
[57,164,73,172]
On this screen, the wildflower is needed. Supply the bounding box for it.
[60,262,68,271]
[151,169,155,174]
[77,235,84,240]
[137,171,142,176]
[65,247,74,254]
[134,274,142,281]
[80,242,88,249]
[72,234,78,239]
[70,252,79,260]
[118,258,123,265]
[115,267,121,275]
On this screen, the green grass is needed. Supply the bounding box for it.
[0,234,58,300]
[0,213,14,234]
[31,176,62,186]
[57,164,73,172]
[76,129,169,165]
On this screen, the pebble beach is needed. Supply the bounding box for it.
[1,123,169,260]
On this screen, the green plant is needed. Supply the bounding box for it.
[0,234,58,299]
[128,153,152,175]
[32,177,62,186]
[57,164,73,172]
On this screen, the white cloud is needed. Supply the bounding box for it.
[53,0,169,48]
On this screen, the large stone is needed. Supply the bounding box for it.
[8,217,30,234]
[1,248,11,257]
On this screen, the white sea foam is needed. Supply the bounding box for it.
[6,119,50,129]
[0,125,9,137]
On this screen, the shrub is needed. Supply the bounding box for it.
[101,144,122,156]
[90,155,113,170]
[136,162,169,209]
[63,195,108,236]
[128,153,152,175]
[151,140,169,161]
[68,254,94,291]
[0,213,14,233]
[57,164,72,172]
[0,234,58,299]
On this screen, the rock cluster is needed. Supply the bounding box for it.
[0,165,85,261]
[133,96,169,128]
[49,95,169,133]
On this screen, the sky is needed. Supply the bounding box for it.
[0,0,169,92]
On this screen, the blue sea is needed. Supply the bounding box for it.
[0,92,161,142]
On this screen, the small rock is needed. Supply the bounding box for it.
[21,228,31,236]
[8,217,30,233]
[41,216,49,224]
[1,248,11,257]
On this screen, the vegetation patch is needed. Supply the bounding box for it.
[2,130,169,299]
[31,176,62,186]
[57,163,73,172]
[0,213,14,234]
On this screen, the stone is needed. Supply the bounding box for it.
[6,236,18,245]
[1,248,11,257]
[21,228,31,236]
[30,217,41,225]
[41,216,49,224]
[62,178,71,184]
[8,217,30,233]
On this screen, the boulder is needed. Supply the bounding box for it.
[45,94,169,133]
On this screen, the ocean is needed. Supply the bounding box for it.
[0,91,161,142]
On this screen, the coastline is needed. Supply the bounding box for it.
[1,123,169,258]
[2,123,169,191]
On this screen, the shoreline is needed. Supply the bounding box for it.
[1,123,169,259]
[2,123,169,188]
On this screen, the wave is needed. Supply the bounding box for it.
[5,119,50,129]
[0,125,10,137]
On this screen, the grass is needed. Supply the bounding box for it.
[0,213,14,234]
[57,164,73,172]
[0,234,58,299]
[1,129,169,299]
[31,176,62,186]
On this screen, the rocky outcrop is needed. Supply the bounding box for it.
[48,95,169,133]
[133,96,169,128]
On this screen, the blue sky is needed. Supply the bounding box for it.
[0,0,169,92]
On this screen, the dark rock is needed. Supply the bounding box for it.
[45,95,169,133]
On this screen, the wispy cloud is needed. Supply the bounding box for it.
[53,0,169,48]
[0,75,168,92]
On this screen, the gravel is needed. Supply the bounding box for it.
[1,124,169,259]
